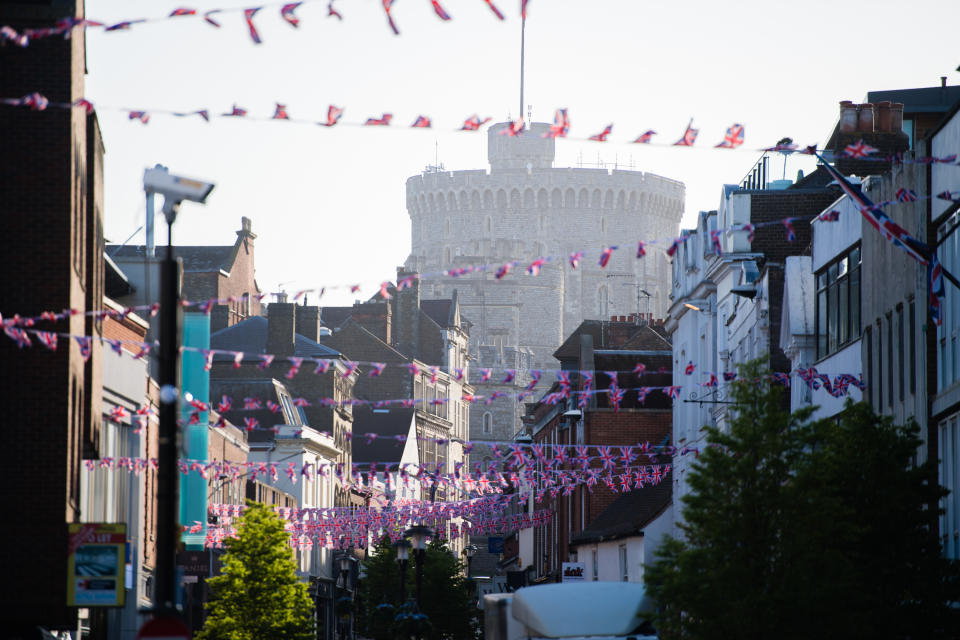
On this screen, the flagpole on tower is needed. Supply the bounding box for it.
[520,11,525,131]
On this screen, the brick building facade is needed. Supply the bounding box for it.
[0,1,105,632]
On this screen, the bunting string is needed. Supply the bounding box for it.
[5,94,960,169]
[0,0,526,46]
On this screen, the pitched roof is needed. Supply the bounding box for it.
[320,306,355,329]
[554,320,671,361]
[569,477,672,545]
[210,316,341,358]
[351,407,415,463]
[108,244,236,274]
[321,319,407,363]
[421,299,452,327]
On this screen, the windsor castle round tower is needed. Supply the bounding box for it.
[405,122,684,443]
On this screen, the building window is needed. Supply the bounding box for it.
[598,285,609,319]
[898,305,905,402]
[887,314,894,408]
[909,300,916,394]
[482,412,493,435]
[592,549,599,581]
[619,545,628,582]
[940,414,960,560]
[816,245,861,359]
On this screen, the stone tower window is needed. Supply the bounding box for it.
[601,217,607,233]
[444,218,450,236]
[485,216,492,234]
[482,412,493,435]
[598,285,609,319]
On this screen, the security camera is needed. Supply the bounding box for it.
[144,165,214,203]
[144,165,215,220]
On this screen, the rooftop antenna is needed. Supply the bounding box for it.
[519,10,526,130]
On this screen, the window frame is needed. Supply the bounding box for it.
[815,244,862,360]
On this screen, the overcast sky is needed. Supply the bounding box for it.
[85,0,959,305]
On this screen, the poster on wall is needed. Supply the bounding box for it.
[67,523,126,607]
[562,562,586,582]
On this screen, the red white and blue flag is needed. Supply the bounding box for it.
[411,115,432,128]
[460,114,491,131]
[430,0,452,20]
[589,124,613,142]
[544,108,570,139]
[633,130,656,144]
[598,246,616,268]
[365,113,392,126]
[281,3,302,27]
[715,123,744,148]
[673,119,698,146]
[244,8,263,43]
[783,218,797,242]
[929,253,945,327]
[895,188,918,202]
[842,139,878,159]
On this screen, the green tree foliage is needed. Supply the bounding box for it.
[645,361,960,640]
[197,502,314,640]
[358,536,477,640]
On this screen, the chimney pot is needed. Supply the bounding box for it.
[857,103,875,133]
[875,101,892,133]
[891,103,905,132]
[839,101,858,134]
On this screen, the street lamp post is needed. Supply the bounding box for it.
[393,539,411,603]
[404,525,434,609]
[146,166,214,618]
[338,550,354,640]
[463,544,477,579]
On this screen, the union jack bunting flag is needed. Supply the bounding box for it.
[598,246,616,268]
[4,326,30,348]
[842,139,878,159]
[937,190,960,202]
[222,104,247,117]
[460,114,491,131]
[702,373,718,387]
[666,235,685,257]
[272,103,289,120]
[502,369,515,384]
[818,210,840,222]
[527,258,546,275]
[817,154,929,265]
[483,0,505,20]
[783,218,797,242]
[633,130,656,144]
[36,331,58,351]
[715,123,745,148]
[369,363,386,377]
[568,251,584,269]
[499,119,524,136]
[633,362,646,375]
[217,395,231,412]
[709,229,723,256]
[257,354,275,370]
[895,188,918,202]
[589,124,613,142]
[128,111,149,124]
[636,240,646,258]
[203,10,222,26]
[673,119,698,146]
[722,371,737,381]
[479,368,492,382]
[364,113,392,126]
[169,8,196,17]
[315,359,333,374]
[281,2,302,27]
[684,361,695,375]
[544,108,570,139]
[411,115,432,128]
[322,105,344,127]
[243,417,259,431]
[430,0,452,20]
[244,8,263,43]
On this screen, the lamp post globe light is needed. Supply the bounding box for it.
[404,525,434,609]
[337,548,355,640]
[141,165,214,624]
[393,539,412,603]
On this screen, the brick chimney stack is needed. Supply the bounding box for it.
[392,269,420,359]
[834,100,909,176]
[267,302,296,357]
[295,305,322,343]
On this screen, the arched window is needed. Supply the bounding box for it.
[444,218,450,236]
[485,216,493,234]
[482,412,493,435]
[601,217,607,233]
